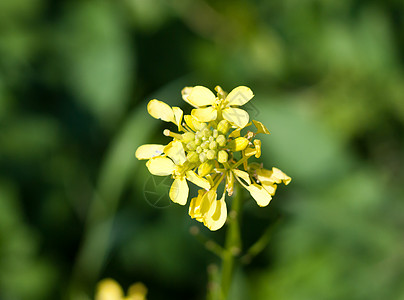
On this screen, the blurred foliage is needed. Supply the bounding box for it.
[1,0,404,299]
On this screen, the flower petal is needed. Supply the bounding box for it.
[184,115,205,131]
[204,191,227,231]
[135,144,165,160]
[164,140,186,165]
[146,156,175,176]
[96,279,124,300]
[262,182,277,196]
[222,107,249,128]
[253,139,261,158]
[225,86,254,106]
[186,86,216,107]
[172,107,183,130]
[199,190,217,217]
[169,177,189,205]
[147,99,175,123]
[233,169,251,185]
[271,167,292,185]
[189,190,204,220]
[186,170,211,190]
[127,282,148,300]
[191,107,218,122]
[245,183,272,207]
[252,120,270,134]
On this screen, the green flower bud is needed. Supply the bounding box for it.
[216,135,226,147]
[203,128,212,138]
[187,151,199,163]
[217,120,230,134]
[208,136,214,142]
[182,132,195,143]
[209,141,218,150]
[206,150,216,160]
[196,146,203,154]
[194,138,201,145]
[218,150,228,163]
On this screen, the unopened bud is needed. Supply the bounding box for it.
[198,161,215,176]
[217,120,230,134]
[199,152,207,163]
[218,150,228,163]
[187,151,199,163]
[187,141,197,151]
[206,150,216,160]
[216,135,226,147]
[209,141,218,150]
[228,137,249,151]
[182,132,195,143]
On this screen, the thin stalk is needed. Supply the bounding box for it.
[220,183,242,299]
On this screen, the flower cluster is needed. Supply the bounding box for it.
[136,86,291,231]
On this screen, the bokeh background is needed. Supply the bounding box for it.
[1,0,404,299]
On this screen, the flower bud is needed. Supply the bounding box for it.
[228,137,249,151]
[201,141,210,149]
[196,146,203,154]
[186,141,197,151]
[182,132,195,143]
[212,129,219,138]
[218,150,228,163]
[206,150,216,160]
[198,161,215,176]
[199,152,207,163]
[209,141,218,150]
[217,120,230,134]
[187,151,199,163]
[216,135,226,147]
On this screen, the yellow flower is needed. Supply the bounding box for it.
[135,85,291,231]
[181,85,254,128]
[95,279,147,300]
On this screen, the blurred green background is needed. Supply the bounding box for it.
[1,0,404,299]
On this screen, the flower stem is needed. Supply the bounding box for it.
[220,183,242,299]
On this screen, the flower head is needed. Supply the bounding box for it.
[136,86,291,231]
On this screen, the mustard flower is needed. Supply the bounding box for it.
[135,86,291,231]
[95,278,147,300]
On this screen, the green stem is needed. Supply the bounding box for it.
[220,183,242,300]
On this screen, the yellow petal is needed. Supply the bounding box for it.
[225,86,254,106]
[189,190,204,219]
[184,115,205,131]
[197,161,215,177]
[135,144,165,160]
[252,120,270,134]
[172,106,183,130]
[199,189,217,217]
[222,107,249,128]
[271,167,292,185]
[186,170,211,190]
[228,128,241,138]
[245,183,272,207]
[146,156,175,176]
[226,170,234,196]
[128,282,148,300]
[164,140,186,165]
[233,169,251,185]
[96,278,124,300]
[181,87,195,107]
[191,107,218,122]
[228,137,249,151]
[204,191,227,231]
[147,99,175,123]
[253,139,261,158]
[169,177,189,205]
[256,168,273,183]
[186,86,216,107]
[244,147,256,157]
[262,182,277,196]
